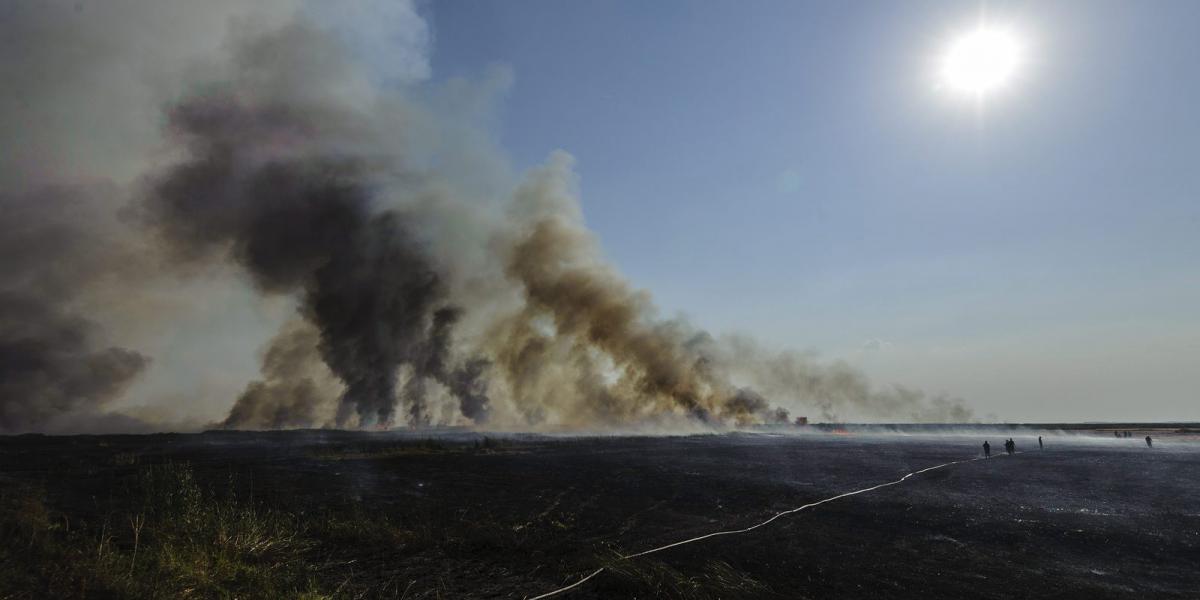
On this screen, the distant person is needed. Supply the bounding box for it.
[983,441,991,458]
[1115,430,1121,438]
[1005,439,1014,455]
[1145,435,1153,448]
[1038,436,1043,450]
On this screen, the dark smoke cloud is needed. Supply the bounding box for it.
[0,183,151,433]
[0,292,148,432]
[140,23,488,428]
[0,0,307,432]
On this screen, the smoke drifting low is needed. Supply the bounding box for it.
[0,292,148,432]
[1,4,972,433]
[0,182,151,432]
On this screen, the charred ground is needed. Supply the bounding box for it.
[1,429,1197,599]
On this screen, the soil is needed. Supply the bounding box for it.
[1,429,1197,599]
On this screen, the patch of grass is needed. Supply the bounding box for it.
[0,463,327,599]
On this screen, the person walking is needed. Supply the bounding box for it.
[983,440,991,458]
[1038,435,1043,450]
[1145,435,1153,448]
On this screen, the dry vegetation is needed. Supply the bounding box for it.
[1,463,328,598]
[0,437,757,599]
[0,457,508,599]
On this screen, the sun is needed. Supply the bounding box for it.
[940,27,1023,97]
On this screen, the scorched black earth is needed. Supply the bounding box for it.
[0,431,1196,598]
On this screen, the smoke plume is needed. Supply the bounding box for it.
[0,181,151,432]
[222,320,340,430]
[139,22,489,427]
[0,2,973,432]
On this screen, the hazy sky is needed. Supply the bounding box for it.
[426,0,1200,421]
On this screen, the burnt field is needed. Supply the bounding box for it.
[1,430,1198,599]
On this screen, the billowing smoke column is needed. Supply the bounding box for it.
[408,308,490,424]
[490,156,772,425]
[0,3,974,432]
[140,24,488,428]
[489,158,971,426]
[222,320,335,429]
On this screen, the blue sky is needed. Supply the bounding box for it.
[424,1,1200,421]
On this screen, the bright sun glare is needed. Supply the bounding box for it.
[941,27,1022,97]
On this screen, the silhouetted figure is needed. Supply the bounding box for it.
[1145,435,1153,448]
[1038,436,1043,449]
[983,441,991,458]
[1005,439,1015,455]
[1115,430,1121,438]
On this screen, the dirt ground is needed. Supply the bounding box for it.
[1,429,1197,599]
